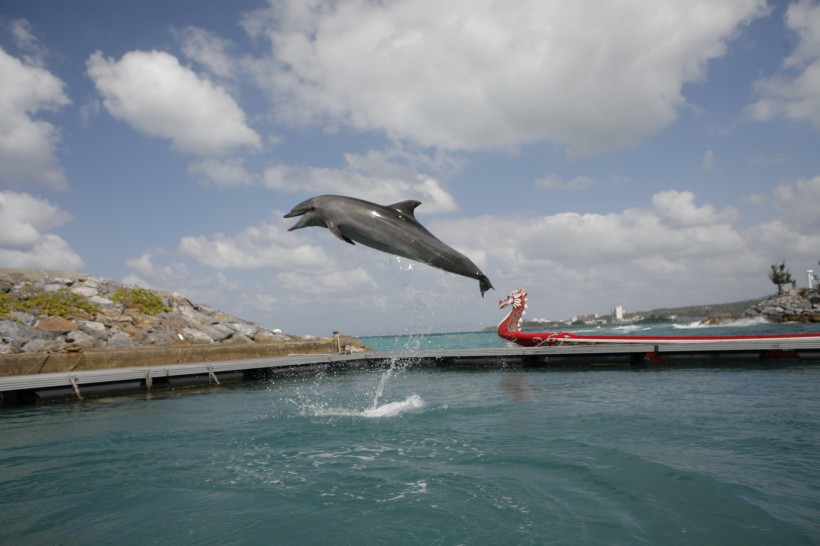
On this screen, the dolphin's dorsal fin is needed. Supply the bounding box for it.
[328,222,355,245]
[389,200,422,217]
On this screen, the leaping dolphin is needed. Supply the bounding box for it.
[284,195,494,297]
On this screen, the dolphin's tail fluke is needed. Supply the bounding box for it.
[479,275,494,298]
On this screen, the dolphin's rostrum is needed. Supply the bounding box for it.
[284,195,494,296]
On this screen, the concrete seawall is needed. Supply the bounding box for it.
[0,335,364,377]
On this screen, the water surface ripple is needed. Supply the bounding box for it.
[2,365,819,544]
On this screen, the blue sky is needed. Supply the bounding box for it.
[2,0,819,336]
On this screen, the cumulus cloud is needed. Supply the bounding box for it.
[123,253,287,326]
[176,26,236,79]
[263,148,458,212]
[652,190,739,227]
[748,0,820,129]
[177,221,333,270]
[0,191,85,269]
[244,0,767,153]
[86,50,261,155]
[429,189,762,311]
[769,175,820,231]
[0,47,70,190]
[276,267,378,294]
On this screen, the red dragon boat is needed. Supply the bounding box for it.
[497,289,820,348]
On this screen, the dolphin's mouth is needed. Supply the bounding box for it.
[283,206,311,218]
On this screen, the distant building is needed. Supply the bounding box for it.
[611,305,624,321]
[571,312,600,323]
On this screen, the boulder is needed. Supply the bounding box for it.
[70,286,98,298]
[181,328,213,344]
[79,321,108,337]
[66,329,97,350]
[35,316,77,333]
[106,331,135,348]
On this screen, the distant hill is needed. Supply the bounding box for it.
[625,297,768,321]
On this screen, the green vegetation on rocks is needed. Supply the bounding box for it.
[112,287,170,316]
[1,289,97,319]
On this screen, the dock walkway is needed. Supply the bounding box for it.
[2,338,820,406]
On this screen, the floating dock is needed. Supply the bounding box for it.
[2,338,820,406]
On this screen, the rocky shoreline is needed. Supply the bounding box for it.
[1,269,365,375]
[741,288,820,323]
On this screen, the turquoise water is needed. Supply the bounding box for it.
[361,320,820,351]
[2,325,820,544]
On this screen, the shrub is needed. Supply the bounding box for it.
[0,292,16,319]
[15,289,98,318]
[112,287,170,315]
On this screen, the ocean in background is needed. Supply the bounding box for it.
[2,320,820,544]
[361,318,820,351]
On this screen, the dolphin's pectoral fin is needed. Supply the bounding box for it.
[389,200,422,218]
[328,222,355,245]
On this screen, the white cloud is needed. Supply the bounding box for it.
[0,47,70,190]
[748,0,820,130]
[86,50,261,156]
[535,174,599,191]
[430,189,763,312]
[652,190,739,227]
[188,158,257,187]
[0,191,84,269]
[7,19,47,65]
[177,221,333,270]
[263,148,458,212]
[245,0,767,153]
[770,175,820,231]
[276,267,378,294]
[702,149,715,171]
[177,26,236,79]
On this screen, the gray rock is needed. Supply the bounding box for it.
[202,323,233,342]
[0,269,320,353]
[70,286,98,298]
[66,329,97,349]
[22,339,50,353]
[89,295,114,307]
[0,320,39,341]
[106,331,135,348]
[79,320,108,337]
[181,328,213,344]
[224,334,253,344]
[228,322,258,338]
[6,311,35,325]
[139,331,180,346]
[256,330,291,342]
[179,306,213,328]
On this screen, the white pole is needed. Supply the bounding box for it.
[808,270,815,290]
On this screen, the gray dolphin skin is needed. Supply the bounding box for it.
[284,195,494,297]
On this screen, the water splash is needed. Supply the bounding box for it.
[371,357,400,409]
[361,394,425,417]
[310,394,425,418]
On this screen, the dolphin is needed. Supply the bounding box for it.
[284,195,494,296]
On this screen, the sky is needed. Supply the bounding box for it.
[1,0,820,337]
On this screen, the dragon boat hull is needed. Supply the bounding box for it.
[497,289,820,348]
[499,330,820,348]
